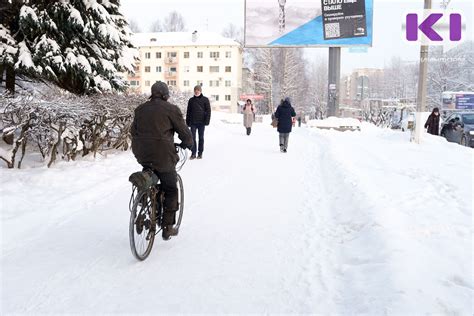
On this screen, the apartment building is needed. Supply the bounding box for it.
[127,31,243,113]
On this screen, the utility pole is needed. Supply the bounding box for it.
[414,0,432,143]
[327,47,341,117]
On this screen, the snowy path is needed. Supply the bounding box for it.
[1,115,472,314]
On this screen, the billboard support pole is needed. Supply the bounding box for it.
[328,47,341,117]
[414,0,432,143]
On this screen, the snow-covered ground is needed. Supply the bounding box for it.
[1,112,472,314]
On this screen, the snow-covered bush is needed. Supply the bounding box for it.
[0,93,145,168]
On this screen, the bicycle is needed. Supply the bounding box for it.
[128,144,187,261]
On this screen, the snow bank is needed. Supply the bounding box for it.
[307,116,362,130]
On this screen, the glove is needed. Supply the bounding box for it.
[179,142,187,149]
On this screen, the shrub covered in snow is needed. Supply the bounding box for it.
[0,93,146,168]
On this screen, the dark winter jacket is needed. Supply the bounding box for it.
[424,113,440,135]
[186,94,211,126]
[131,97,193,173]
[275,101,296,133]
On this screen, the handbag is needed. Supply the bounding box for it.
[271,117,278,128]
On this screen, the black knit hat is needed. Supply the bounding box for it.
[150,81,169,100]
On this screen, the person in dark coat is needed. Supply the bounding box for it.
[131,81,193,240]
[186,85,211,159]
[297,116,302,127]
[424,107,440,135]
[275,97,296,153]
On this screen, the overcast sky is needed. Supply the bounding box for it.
[121,0,473,75]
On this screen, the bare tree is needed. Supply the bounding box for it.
[222,23,243,44]
[128,19,142,33]
[150,19,163,32]
[253,48,274,113]
[163,11,186,32]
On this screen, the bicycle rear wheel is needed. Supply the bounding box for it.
[174,174,184,229]
[129,190,156,260]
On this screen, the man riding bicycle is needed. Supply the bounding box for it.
[131,81,193,240]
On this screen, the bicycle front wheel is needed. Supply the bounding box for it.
[129,190,156,261]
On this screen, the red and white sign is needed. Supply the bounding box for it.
[240,94,265,100]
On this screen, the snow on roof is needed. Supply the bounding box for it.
[132,32,240,48]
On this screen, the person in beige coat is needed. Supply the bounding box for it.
[243,99,255,135]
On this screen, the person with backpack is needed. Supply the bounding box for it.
[243,99,255,135]
[275,97,296,153]
[131,81,193,240]
[186,85,211,159]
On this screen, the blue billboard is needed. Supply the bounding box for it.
[245,0,373,47]
[455,94,474,110]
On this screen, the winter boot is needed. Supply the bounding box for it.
[190,154,196,160]
[197,153,203,159]
[162,225,179,240]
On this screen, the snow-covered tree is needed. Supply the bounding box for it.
[150,19,163,32]
[1,0,138,94]
[221,23,243,45]
[308,59,328,119]
[128,19,142,33]
[253,48,274,113]
[163,11,186,32]
[427,41,474,108]
[275,48,304,107]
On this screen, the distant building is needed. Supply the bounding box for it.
[127,31,243,113]
[341,68,385,107]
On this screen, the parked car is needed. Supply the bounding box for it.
[440,112,474,147]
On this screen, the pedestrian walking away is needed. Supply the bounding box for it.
[186,85,211,159]
[274,97,296,153]
[131,81,193,240]
[243,99,255,135]
[424,107,440,136]
[298,116,302,127]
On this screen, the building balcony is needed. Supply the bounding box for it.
[165,57,178,64]
[164,71,177,79]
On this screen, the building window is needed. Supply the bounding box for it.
[225,95,231,101]
[145,81,151,87]
[167,80,177,86]
[184,80,190,87]
[225,51,232,58]
[169,67,177,73]
[145,66,150,72]
[210,52,220,58]
[225,80,231,87]
[210,66,219,73]
[156,66,162,72]
[209,80,219,87]
[197,80,203,86]
[184,52,190,58]
[197,52,203,58]
[197,66,203,72]
[156,52,161,58]
[167,52,177,58]
[133,66,140,72]
[225,66,231,72]
[145,52,151,59]
[211,95,220,101]
[130,80,140,86]
[184,66,190,72]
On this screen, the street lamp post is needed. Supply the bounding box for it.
[278,0,286,34]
